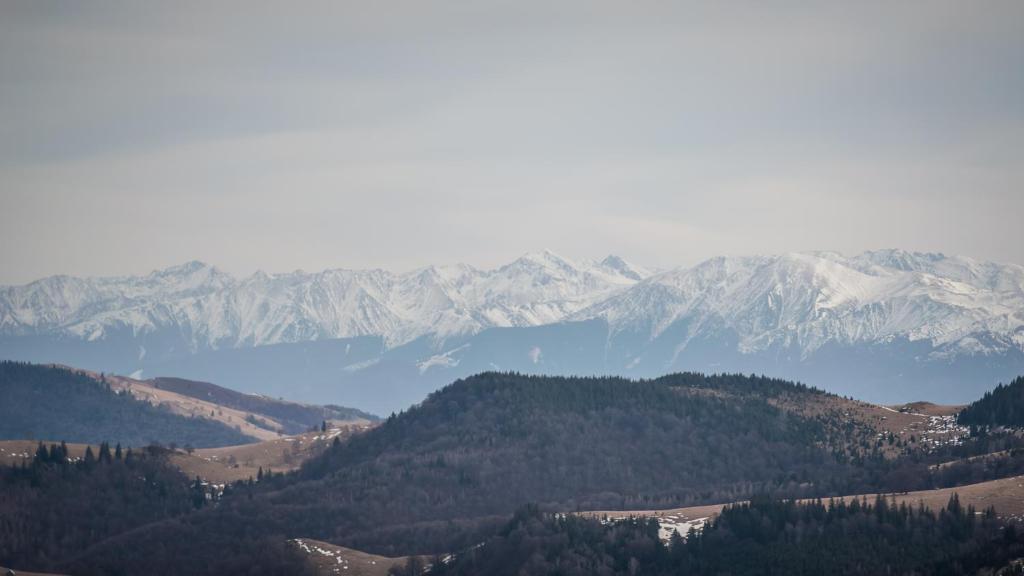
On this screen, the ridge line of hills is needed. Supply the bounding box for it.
[0,361,377,449]
[4,365,1024,574]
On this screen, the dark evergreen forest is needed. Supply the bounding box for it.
[959,375,1024,428]
[424,495,1023,576]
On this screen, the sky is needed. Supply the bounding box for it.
[1,1,1022,284]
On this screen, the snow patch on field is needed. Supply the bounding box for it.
[600,513,708,542]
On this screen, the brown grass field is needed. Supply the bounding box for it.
[58,367,290,441]
[290,539,425,576]
[171,424,373,483]
[763,388,967,458]
[0,422,373,484]
[582,474,1024,533]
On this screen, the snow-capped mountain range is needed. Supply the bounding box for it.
[0,251,651,351]
[583,250,1024,360]
[2,249,1023,413]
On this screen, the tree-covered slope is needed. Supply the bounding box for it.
[0,444,311,576]
[285,373,882,535]
[0,362,253,447]
[426,496,1018,576]
[958,375,1024,427]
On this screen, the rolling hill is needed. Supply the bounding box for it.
[148,376,376,434]
[0,362,376,448]
[0,362,252,448]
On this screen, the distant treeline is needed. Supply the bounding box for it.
[424,495,1023,576]
[959,375,1024,428]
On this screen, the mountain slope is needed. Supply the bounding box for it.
[283,372,896,545]
[3,250,1018,358]
[0,251,648,350]
[583,250,1024,359]
[147,377,377,434]
[0,362,253,448]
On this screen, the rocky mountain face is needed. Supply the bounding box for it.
[2,250,1022,413]
[0,251,648,350]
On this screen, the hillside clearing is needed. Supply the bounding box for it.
[582,474,1024,541]
[291,539,423,576]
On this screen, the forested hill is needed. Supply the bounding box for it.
[958,375,1024,427]
[32,371,1024,574]
[66,372,880,572]
[0,362,252,447]
[287,373,873,533]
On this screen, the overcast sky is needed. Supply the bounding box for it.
[1,1,1022,284]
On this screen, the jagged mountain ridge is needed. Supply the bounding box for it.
[0,251,650,351]
[2,249,1021,358]
[581,250,1024,361]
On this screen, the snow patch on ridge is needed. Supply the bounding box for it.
[417,344,471,374]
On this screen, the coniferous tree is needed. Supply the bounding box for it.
[35,441,49,463]
[99,442,112,463]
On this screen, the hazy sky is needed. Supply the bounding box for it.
[1,1,1022,284]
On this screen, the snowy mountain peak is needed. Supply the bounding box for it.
[583,251,1024,358]
[154,259,216,276]
[597,255,649,281]
[504,250,579,274]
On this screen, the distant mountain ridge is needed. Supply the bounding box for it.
[0,251,650,350]
[583,250,1024,359]
[1,249,1022,412]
